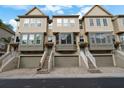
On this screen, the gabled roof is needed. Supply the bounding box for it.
[84,5,112,17]
[25,6,45,16]
[0,26,15,35]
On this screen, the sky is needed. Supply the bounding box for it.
[0,5,124,31]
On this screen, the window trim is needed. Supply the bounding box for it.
[89,18,94,26]
[21,34,28,45]
[59,33,74,44]
[103,19,108,26]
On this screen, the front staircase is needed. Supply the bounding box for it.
[87,58,101,73]
[37,54,50,74]
[0,51,18,72]
[37,48,53,74]
[80,48,101,73]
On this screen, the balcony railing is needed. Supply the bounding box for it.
[19,44,44,51]
[56,44,77,51]
[89,44,114,50]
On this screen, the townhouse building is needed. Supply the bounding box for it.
[1,5,124,73]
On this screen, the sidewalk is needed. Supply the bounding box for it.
[0,67,124,79]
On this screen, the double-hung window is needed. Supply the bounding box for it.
[57,19,62,27]
[103,19,108,26]
[35,34,41,44]
[63,19,69,27]
[30,19,36,27]
[96,19,101,26]
[70,19,75,26]
[89,19,94,26]
[22,34,28,45]
[28,34,35,45]
[37,19,42,27]
[24,19,30,27]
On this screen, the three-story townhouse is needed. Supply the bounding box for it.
[81,5,115,67]
[113,15,124,51]
[52,15,80,67]
[16,7,49,68]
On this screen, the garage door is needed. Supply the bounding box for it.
[20,56,41,68]
[55,56,79,67]
[95,55,114,67]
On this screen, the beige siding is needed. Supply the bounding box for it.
[53,18,80,33]
[0,28,14,39]
[86,6,110,16]
[116,18,124,31]
[28,9,43,15]
[84,18,114,32]
[18,18,47,33]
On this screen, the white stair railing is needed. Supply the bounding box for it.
[80,49,89,69]
[2,51,17,65]
[48,50,54,72]
[39,51,47,69]
[84,47,97,68]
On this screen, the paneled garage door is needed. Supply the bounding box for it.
[55,56,79,67]
[95,55,114,67]
[20,56,41,68]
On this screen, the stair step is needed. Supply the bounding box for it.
[88,69,101,73]
[37,69,49,74]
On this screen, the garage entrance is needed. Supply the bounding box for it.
[54,56,79,67]
[20,56,41,68]
[95,55,114,67]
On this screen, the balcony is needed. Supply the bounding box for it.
[19,44,44,52]
[56,44,77,51]
[89,44,114,50]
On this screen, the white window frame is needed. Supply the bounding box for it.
[70,19,75,26]
[21,34,28,45]
[37,19,42,27]
[63,19,69,27]
[28,34,35,45]
[57,18,62,27]
[35,34,42,45]
[103,19,108,26]
[24,19,30,27]
[89,18,94,26]
[96,19,101,26]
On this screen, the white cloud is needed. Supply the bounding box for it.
[41,5,62,13]
[2,5,32,10]
[40,5,74,15]
[56,10,64,14]
[9,19,17,31]
[76,6,92,19]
